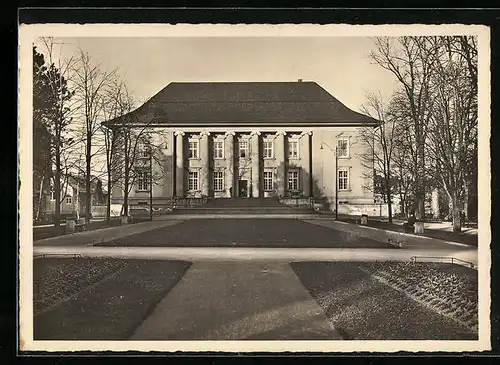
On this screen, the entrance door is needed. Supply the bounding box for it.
[238,180,248,198]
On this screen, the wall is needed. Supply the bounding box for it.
[311,127,373,205]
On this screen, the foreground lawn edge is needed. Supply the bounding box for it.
[34,258,192,340]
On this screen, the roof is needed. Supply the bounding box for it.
[103,81,379,128]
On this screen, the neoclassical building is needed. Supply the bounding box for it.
[104,81,379,212]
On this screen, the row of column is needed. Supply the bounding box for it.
[174,130,311,198]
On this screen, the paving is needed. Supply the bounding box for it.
[33,246,478,266]
[130,261,341,340]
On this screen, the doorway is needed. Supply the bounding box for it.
[238,180,248,198]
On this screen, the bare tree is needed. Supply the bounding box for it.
[425,36,478,232]
[358,90,398,223]
[71,50,117,223]
[370,36,437,233]
[35,38,77,227]
[99,79,133,222]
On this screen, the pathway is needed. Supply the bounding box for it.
[130,261,341,340]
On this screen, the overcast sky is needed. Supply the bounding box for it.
[39,36,399,112]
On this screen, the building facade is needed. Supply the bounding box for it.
[105,81,380,213]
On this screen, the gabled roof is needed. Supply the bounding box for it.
[103,81,378,128]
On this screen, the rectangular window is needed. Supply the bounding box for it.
[139,144,149,158]
[239,140,249,158]
[337,138,349,158]
[338,169,349,190]
[188,171,199,191]
[65,196,72,204]
[288,170,299,191]
[213,171,224,191]
[137,170,150,191]
[288,139,299,159]
[188,139,199,159]
[264,170,274,191]
[213,140,224,159]
[263,140,273,159]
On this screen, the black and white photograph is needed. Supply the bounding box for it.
[18,23,490,352]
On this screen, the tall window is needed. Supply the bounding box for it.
[213,171,224,191]
[288,139,299,159]
[338,169,349,190]
[137,170,150,191]
[264,170,274,191]
[337,138,349,158]
[239,140,249,158]
[139,144,149,158]
[263,140,273,159]
[65,196,72,204]
[188,171,199,191]
[213,140,224,159]
[188,139,199,159]
[288,170,299,191]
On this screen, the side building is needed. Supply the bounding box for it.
[103,81,380,214]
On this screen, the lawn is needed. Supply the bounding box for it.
[338,217,478,246]
[291,261,478,340]
[33,257,191,340]
[33,218,123,241]
[97,218,393,248]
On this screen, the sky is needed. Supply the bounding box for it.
[37,36,399,112]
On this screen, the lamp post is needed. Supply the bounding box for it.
[334,146,339,220]
[320,132,344,220]
[149,147,153,221]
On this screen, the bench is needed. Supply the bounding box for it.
[74,218,87,232]
[402,216,416,233]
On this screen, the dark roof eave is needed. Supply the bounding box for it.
[103,120,378,128]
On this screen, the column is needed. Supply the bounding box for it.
[276,130,286,197]
[225,131,235,198]
[301,131,312,197]
[251,131,260,198]
[175,131,185,197]
[200,130,210,196]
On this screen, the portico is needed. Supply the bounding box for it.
[173,129,313,199]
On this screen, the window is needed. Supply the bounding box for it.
[50,190,55,201]
[137,170,150,191]
[65,196,72,204]
[188,171,199,191]
[239,140,249,158]
[337,138,349,158]
[213,140,224,159]
[188,139,199,159]
[213,171,224,191]
[264,170,274,191]
[263,140,274,159]
[288,170,299,191]
[288,139,299,159]
[139,144,149,158]
[338,169,349,190]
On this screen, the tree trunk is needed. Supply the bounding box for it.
[451,194,462,233]
[106,178,111,223]
[123,132,129,217]
[54,143,61,229]
[85,132,92,224]
[35,176,44,221]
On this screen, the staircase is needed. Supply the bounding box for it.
[171,198,318,216]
